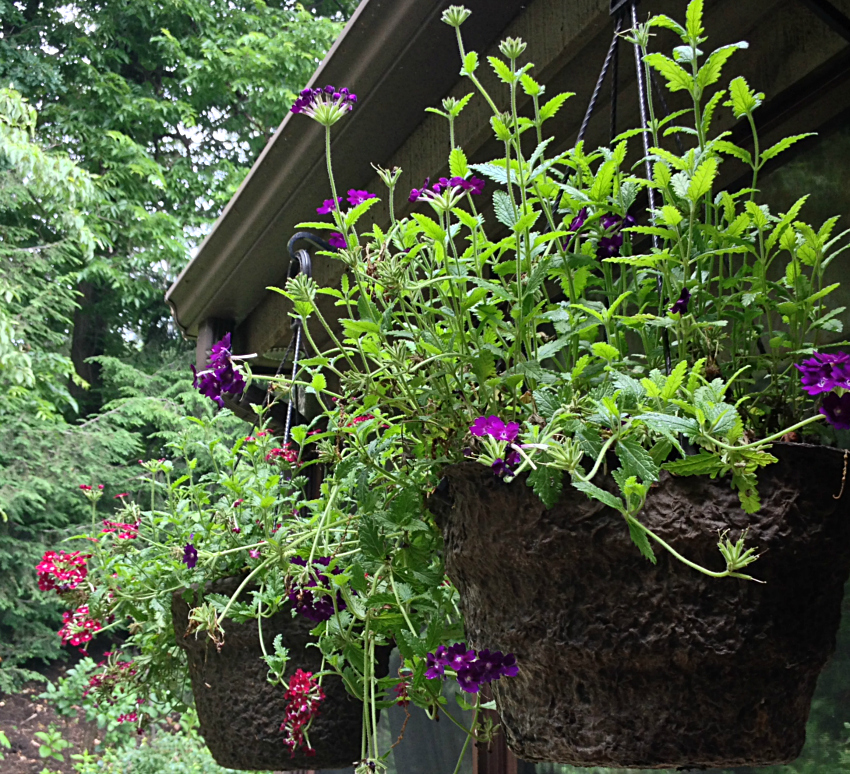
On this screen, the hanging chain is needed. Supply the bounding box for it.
[577,16,623,144]
[630,1,672,373]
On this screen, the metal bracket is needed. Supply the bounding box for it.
[610,0,633,17]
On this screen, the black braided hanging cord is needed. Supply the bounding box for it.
[575,0,672,373]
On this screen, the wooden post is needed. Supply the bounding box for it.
[473,687,534,774]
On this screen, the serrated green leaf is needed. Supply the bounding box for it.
[760,133,815,164]
[462,51,479,75]
[344,196,380,229]
[663,451,725,477]
[359,518,386,561]
[412,212,447,242]
[626,517,657,563]
[686,0,704,39]
[488,55,516,83]
[661,360,688,400]
[727,76,763,118]
[644,53,693,93]
[449,147,469,179]
[310,372,327,392]
[713,140,752,166]
[571,478,624,513]
[539,92,573,122]
[528,466,564,508]
[696,42,746,88]
[616,437,660,483]
[688,157,718,201]
[493,190,516,228]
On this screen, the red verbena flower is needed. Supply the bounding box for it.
[280,669,325,756]
[266,444,298,463]
[37,550,90,593]
[58,605,102,648]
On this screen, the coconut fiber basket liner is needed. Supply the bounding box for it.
[172,575,390,771]
[429,443,850,769]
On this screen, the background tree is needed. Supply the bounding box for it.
[0,0,356,689]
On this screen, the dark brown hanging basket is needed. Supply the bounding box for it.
[429,443,850,769]
[172,575,389,771]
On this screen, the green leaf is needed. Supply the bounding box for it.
[527,466,564,508]
[616,437,660,483]
[449,147,469,178]
[727,76,763,118]
[638,412,700,438]
[539,92,573,122]
[493,190,516,228]
[359,517,386,561]
[644,53,693,93]
[663,451,725,477]
[310,372,327,392]
[571,478,624,513]
[686,0,704,39]
[696,42,746,88]
[488,55,516,83]
[513,210,541,234]
[661,359,688,400]
[626,517,657,563]
[344,196,380,229]
[462,51,479,75]
[688,157,718,201]
[412,213,447,242]
[760,133,815,164]
[592,342,620,361]
[471,351,496,384]
[713,140,752,166]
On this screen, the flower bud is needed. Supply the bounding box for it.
[441,5,472,28]
[499,36,527,60]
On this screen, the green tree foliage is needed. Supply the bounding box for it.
[1,0,344,412]
[0,1,355,689]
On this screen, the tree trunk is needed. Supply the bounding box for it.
[69,280,105,416]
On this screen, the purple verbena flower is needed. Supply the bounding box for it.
[456,664,482,693]
[328,232,346,250]
[249,549,261,559]
[424,643,519,693]
[445,642,477,671]
[317,197,343,214]
[182,543,198,569]
[469,416,520,443]
[596,213,636,259]
[346,189,377,207]
[290,85,357,126]
[191,333,246,407]
[409,178,430,203]
[568,207,588,233]
[821,392,850,430]
[425,646,448,679]
[795,352,850,396]
[288,556,346,623]
[670,287,691,315]
[491,450,521,478]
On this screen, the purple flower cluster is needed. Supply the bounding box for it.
[317,197,342,214]
[409,176,485,203]
[191,333,245,407]
[288,556,346,623]
[470,415,520,442]
[795,352,850,396]
[470,415,522,477]
[328,233,346,249]
[425,643,518,693]
[597,213,636,259]
[291,85,357,116]
[795,352,850,430]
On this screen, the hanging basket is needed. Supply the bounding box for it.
[172,576,389,771]
[429,443,850,769]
